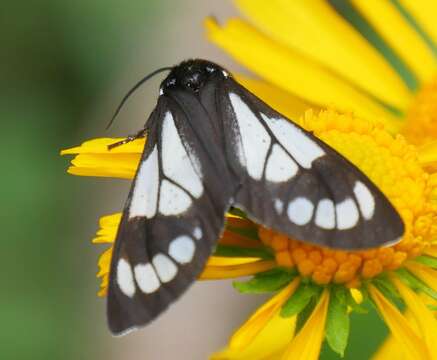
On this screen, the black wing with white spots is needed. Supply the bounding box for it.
[105,59,405,336]
[217,78,404,249]
[107,95,234,335]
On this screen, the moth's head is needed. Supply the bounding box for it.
[161,59,230,94]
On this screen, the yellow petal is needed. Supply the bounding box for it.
[391,275,437,359]
[400,0,437,46]
[206,256,262,266]
[211,312,294,360]
[61,137,144,154]
[61,138,143,179]
[236,76,312,120]
[372,306,434,360]
[92,213,121,244]
[229,278,300,350]
[68,154,139,179]
[235,0,412,111]
[424,246,437,258]
[405,262,437,292]
[206,18,401,133]
[352,0,437,84]
[97,276,109,297]
[199,260,276,280]
[372,333,406,360]
[368,285,429,360]
[281,289,329,360]
[97,247,112,277]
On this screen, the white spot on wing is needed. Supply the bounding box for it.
[315,199,335,229]
[134,263,160,294]
[193,227,202,240]
[159,180,192,215]
[152,254,178,283]
[129,146,159,219]
[336,198,359,230]
[161,111,203,198]
[261,114,324,168]
[117,259,136,297]
[169,235,196,264]
[274,198,284,214]
[265,144,299,182]
[287,197,314,225]
[353,181,375,220]
[229,93,271,180]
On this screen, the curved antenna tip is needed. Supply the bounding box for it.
[106,66,172,130]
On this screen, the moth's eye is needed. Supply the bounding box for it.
[206,66,215,73]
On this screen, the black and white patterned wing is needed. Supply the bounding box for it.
[107,97,232,335]
[219,79,404,250]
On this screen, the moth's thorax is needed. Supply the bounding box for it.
[160,59,230,94]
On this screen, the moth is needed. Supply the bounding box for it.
[107,59,404,335]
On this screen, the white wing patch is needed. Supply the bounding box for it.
[193,226,203,240]
[161,111,203,198]
[169,235,195,264]
[159,180,192,216]
[287,197,314,225]
[336,198,359,230]
[117,259,136,298]
[315,199,335,229]
[152,254,178,283]
[265,144,299,182]
[129,146,159,219]
[229,93,271,180]
[353,181,375,220]
[134,263,160,294]
[274,198,284,214]
[261,114,324,169]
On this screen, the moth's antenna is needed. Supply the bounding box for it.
[106,66,173,129]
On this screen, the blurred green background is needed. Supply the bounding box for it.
[2,1,388,359]
[2,1,162,358]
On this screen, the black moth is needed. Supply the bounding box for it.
[107,59,404,335]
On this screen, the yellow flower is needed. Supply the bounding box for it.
[61,1,437,358]
[206,0,437,145]
[63,109,437,359]
[202,1,437,358]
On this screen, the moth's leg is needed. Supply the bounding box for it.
[107,128,147,150]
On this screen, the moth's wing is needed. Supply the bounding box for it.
[219,79,404,250]
[107,97,232,335]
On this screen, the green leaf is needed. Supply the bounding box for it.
[213,244,274,259]
[226,224,260,241]
[326,286,350,357]
[294,294,320,334]
[414,255,437,269]
[396,268,437,301]
[233,268,296,294]
[281,283,319,318]
[372,274,403,307]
